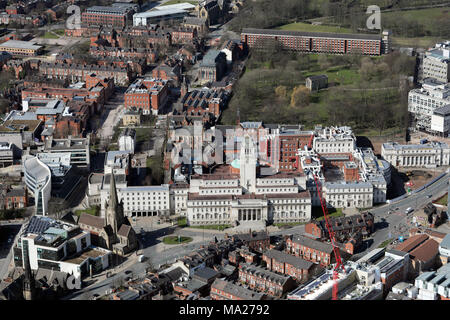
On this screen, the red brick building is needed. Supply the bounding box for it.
[211,278,265,300]
[238,263,296,297]
[231,231,270,253]
[241,28,390,56]
[277,130,314,172]
[286,234,334,266]
[4,187,27,210]
[262,249,317,282]
[343,161,359,182]
[81,6,131,28]
[124,78,169,115]
[39,61,131,86]
[152,63,182,84]
[396,234,440,277]
[182,88,228,121]
[171,27,197,44]
[90,46,158,64]
[305,212,375,243]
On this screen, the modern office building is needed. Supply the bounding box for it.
[423,41,450,83]
[36,152,82,200]
[42,136,90,170]
[408,79,450,133]
[133,6,192,26]
[13,215,111,279]
[0,40,42,56]
[430,104,450,136]
[23,156,51,215]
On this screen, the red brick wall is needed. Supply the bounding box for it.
[305,223,323,239]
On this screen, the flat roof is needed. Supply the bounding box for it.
[242,28,382,41]
[86,6,130,14]
[433,104,450,116]
[134,8,187,19]
[0,40,42,50]
[155,3,196,11]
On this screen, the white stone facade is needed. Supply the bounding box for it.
[381,142,450,168]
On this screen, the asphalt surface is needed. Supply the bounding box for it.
[65,170,449,299]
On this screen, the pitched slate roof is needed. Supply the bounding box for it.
[395,234,429,253]
[117,224,132,237]
[264,249,314,270]
[211,278,264,300]
[290,234,334,254]
[409,238,439,263]
[78,213,105,230]
[239,263,291,285]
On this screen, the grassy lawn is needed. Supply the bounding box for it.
[435,195,448,206]
[278,22,353,34]
[392,36,442,48]
[160,0,198,5]
[383,7,449,34]
[303,66,360,87]
[312,207,344,221]
[162,236,193,245]
[274,222,307,228]
[53,29,65,36]
[354,127,404,137]
[42,31,59,39]
[190,224,232,230]
[74,206,99,217]
[135,127,153,143]
[378,239,391,249]
[177,217,187,227]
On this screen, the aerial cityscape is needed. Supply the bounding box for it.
[0,0,449,305]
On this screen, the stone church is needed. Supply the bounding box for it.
[78,173,137,256]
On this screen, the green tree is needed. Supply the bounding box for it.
[290,85,310,108]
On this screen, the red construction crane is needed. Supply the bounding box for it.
[312,174,345,300]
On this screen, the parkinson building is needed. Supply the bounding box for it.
[185,134,312,227]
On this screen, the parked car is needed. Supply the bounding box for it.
[405,207,414,214]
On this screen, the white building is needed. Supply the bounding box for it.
[430,104,450,136]
[104,150,131,176]
[118,128,136,154]
[14,215,111,279]
[313,126,356,154]
[118,185,170,217]
[42,136,90,170]
[186,133,311,227]
[415,264,450,300]
[408,79,450,132]
[323,181,373,209]
[23,156,51,216]
[423,41,450,83]
[381,141,450,168]
[133,8,190,26]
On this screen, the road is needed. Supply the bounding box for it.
[355,170,450,257]
[0,223,22,281]
[66,170,449,299]
[96,92,125,145]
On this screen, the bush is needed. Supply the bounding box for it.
[0,209,25,220]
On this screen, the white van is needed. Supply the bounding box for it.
[405,207,414,214]
[138,255,146,263]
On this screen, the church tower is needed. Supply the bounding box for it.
[240,135,257,194]
[105,172,124,235]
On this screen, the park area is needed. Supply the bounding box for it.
[221,47,414,136]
